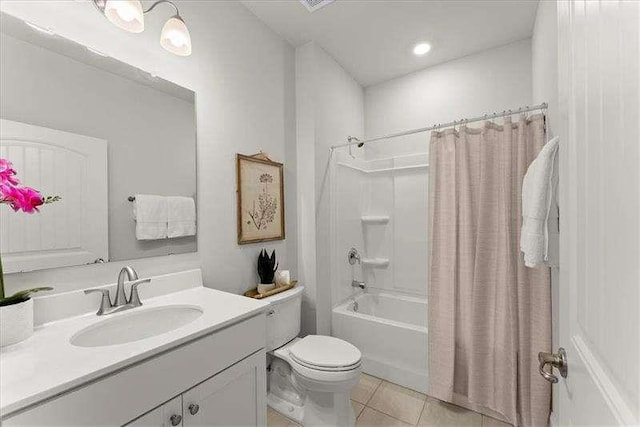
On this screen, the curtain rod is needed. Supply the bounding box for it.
[331,102,548,150]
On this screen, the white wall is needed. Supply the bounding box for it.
[295,42,364,335]
[1,1,297,297]
[532,1,558,131]
[364,39,533,158]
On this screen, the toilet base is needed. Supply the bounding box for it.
[267,393,305,424]
[267,389,356,427]
[267,339,360,426]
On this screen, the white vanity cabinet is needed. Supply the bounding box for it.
[127,396,183,427]
[126,351,265,427]
[3,314,267,427]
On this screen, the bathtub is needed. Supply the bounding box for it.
[332,291,428,393]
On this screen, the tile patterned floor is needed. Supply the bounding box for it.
[266,374,513,427]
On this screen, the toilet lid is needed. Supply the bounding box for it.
[289,335,361,370]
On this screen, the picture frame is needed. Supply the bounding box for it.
[236,153,285,244]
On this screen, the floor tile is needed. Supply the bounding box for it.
[367,381,427,425]
[267,408,300,427]
[418,397,482,427]
[356,407,413,427]
[351,400,365,417]
[482,415,513,427]
[351,373,382,404]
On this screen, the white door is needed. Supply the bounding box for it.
[0,119,108,272]
[182,351,266,427]
[126,396,183,427]
[556,0,639,425]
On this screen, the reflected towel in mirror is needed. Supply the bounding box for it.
[167,196,196,238]
[133,194,168,240]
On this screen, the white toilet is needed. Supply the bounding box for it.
[265,286,362,426]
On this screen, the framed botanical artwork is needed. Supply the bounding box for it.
[236,153,285,244]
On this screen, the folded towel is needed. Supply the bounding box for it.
[133,194,168,240]
[167,196,196,238]
[520,136,560,267]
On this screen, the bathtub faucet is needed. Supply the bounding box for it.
[351,280,366,289]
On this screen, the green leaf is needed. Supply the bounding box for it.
[0,287,53,306]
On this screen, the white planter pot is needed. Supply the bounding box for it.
[0,298,34,347]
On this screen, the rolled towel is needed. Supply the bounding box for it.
[167,196,196,238]
[133,195,168,240]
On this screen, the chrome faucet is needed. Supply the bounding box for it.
[351,280,366,289]
[84,266,151,316]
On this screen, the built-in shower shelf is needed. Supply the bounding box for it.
[337,162,429,174]
[361,215,390,225]
[361,258,390,268]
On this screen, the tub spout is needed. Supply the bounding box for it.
[351,280,365,289]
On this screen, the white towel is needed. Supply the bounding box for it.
[167,196,196,238]
[520,136,560,267]
[133,194,168,240]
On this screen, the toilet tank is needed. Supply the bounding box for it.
[266,286,304,351]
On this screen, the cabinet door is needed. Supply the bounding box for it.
[182,351,266,427]
[125,396,183,427]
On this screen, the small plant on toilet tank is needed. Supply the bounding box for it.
[0,157,58,346]
[257,249,278,285]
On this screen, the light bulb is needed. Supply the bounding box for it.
[104,0,144,33]
[160,16,192,56]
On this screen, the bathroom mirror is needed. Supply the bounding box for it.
[0,12,197,273]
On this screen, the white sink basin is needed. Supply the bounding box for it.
[70,305,203,348]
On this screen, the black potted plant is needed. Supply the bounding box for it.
[257,249,278,293]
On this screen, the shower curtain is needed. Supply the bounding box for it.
[428,115,551,427]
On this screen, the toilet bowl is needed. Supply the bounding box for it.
[265,286,362,426]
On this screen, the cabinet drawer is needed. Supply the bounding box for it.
[4,314,265,426]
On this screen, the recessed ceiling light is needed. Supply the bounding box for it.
[413,42,431,56]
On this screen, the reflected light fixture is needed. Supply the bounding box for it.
[92,0,192,56]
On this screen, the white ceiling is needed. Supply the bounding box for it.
[241,0,539,87]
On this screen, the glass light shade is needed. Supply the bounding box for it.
[160,16,192,56]
[104,0,144,33]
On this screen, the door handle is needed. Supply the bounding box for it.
[538,347,568,383]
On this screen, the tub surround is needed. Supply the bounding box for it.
[0,269,269,421]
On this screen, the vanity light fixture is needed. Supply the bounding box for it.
[413,42,431,56]
[92,0,192,56]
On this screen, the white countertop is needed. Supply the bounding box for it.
[0,286,269,417]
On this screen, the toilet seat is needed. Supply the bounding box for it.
[288,335,362,372]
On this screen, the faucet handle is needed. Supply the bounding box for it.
[127,278,151,307]
[84,288,113,315]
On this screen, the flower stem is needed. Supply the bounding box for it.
[0,253,4,300]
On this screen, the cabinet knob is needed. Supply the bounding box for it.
[169,414,182,426]
[188,403,200,415]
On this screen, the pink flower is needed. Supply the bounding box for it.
[0,158,19,186]
[0,184,43,213]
